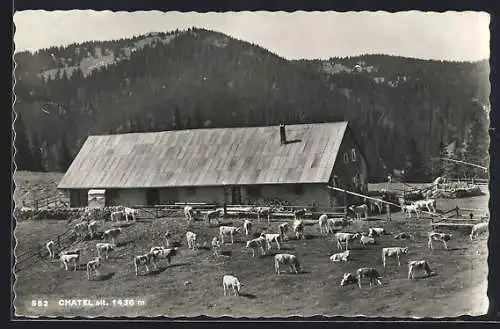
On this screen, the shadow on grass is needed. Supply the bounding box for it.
[279,246,295,251]
[197,246,211,251]
[135,219,153,224]
[168,262,190,268]
[96,272,115,281]
[220,250,232,257]
[117,240,133,247]
[239,292,257,299]
[304,234,319,240]
[146,267,168,276]
[115,222,135,228]
[413,272,438,280]
[280,270,311,275]
[447,247,468,251]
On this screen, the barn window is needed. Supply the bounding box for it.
[351,149,357,162]
[247,186,261,198]
[186,187,196,196]
[343,152,349,164]
[293,184,304,195]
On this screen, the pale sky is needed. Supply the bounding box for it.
[13,10,490,61]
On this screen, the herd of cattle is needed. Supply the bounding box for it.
[43,199,489,296]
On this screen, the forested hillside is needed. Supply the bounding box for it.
[13,28,490,182]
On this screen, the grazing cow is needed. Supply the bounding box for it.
[274,253,301,275]
[470,222,488,240]
[110,210,125,222]
[260,233,281,250]
[293,219,305,240]
[402,204,421,219]
[96,242,116,260]
[327,217,350,234]
[256,207,271,225]
[246,236,267,257]
[413,199,437,213]
[103,228,122,245]
[74,222,88,238]
[86,257,102,280]
[222,275,241,296]
[60,253,79,271]
[340,272,358,286]
[219,226,241,244]
[164,230,171,247]
[184,205,195,221]
[349,204,368,220]
[46,240,55,260]
[212,236,221,256]
[318,214,329,235]
[134,252,155,276]
[335,232,360,250]
[124,207,138,221]
[88,220,100,239]
[150,246,178,265]
[243,219,252,236]
[369,199,383,215]
[394,232,414,240]
[356,267,383,288]
[330,250,350,262]
[382,247,409,268]
[360,233,376,246]
[279,223,290,241]
[206,209,223,225]
[368,227,390,237]
[408,260,434,279]
[186,231,198,249]
[427,232,452,250]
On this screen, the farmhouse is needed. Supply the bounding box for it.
[57,121,368,208]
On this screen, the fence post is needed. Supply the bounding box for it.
[57,236,60,249]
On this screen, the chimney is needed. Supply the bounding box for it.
[279,124,286,145]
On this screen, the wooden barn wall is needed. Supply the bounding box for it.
[330,127,369,205]
[69,189,88,207]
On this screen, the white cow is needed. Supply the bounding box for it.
[88,220,100,239]
[279,222,290,241]
[368,227,390,237]
[470,222,488,240]
[293,219,305,240]
[222,275,242,296]
[74,222,88,238]
[335,232,360,250]
[86,257,103,280]
[355,267,383,288]
[403,204,421,219]
[274,253,301,275]
[134,252,155,276]
[349,204,368,220]
[382,247,409,267]
[318,214,329,235]
[110,210,125,222]
[186,231,198,249]
[103,228,122,245]
[260,233,281,250]
[256,207,272,225]
[124,207,138,221]
[408,260,435,279]
[340,272,358,286]
[413,199,437,213]
[330,250,350,262]
[394,232,414,240]
[428,232,452,250]
[46,240,55,260]
[150,246,178,265]
[360,233,376,246]
[60,253,79,271]
[212,236,222,256]
[243,219,252,236]
[369,199,383,215]
[96,242,116,260]
[184,205,195,221]
[219,226,241,244]
[327,217,350,234]
[246,236,267,257]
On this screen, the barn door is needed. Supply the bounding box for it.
[231,186,241,205]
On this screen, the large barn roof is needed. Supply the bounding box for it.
[57,121,351,189]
